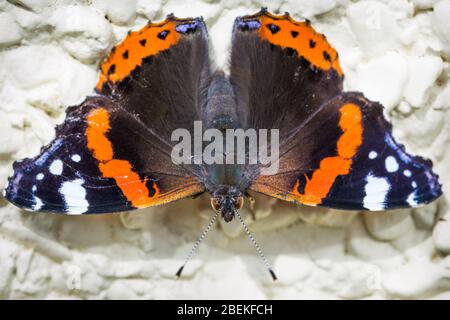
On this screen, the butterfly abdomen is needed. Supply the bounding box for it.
[203,71,240,131]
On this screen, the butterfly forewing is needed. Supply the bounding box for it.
[4,16,210,214]
[229,10,441,210]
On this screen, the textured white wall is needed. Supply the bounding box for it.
[0,0,449,299]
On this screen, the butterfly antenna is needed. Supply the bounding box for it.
[235,211,277,281]
[175,210,220,279]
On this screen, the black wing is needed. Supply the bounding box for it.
[229,10,441,210]
[4,16,210,214]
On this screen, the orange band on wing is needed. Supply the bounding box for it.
[289,103,362,205]
[99,160,160,208]
[254,12,343,76]
[96,19,181,90]
[86,107,113,161]
[86,108,160,208]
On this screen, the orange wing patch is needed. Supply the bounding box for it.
[85,108,202,208]
[288,103,363,205]
[241,10,343,76]
[96,16,200,91]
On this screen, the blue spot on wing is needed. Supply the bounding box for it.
[34,138,63,166]
[175,19,202,34]
[237,20,261,31]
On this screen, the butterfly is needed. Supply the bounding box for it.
[3,9,442,278]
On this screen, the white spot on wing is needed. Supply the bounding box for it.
[32,185,37,192]
[385,156,399,173]
[36,173,44,180]
[59,179,89,214]
[32,196,43,210]
[406,192,418,207]
[49,159,63,175]
[363,174,390,211]
[412,181,418,188]
[2,180,9,197]
[403,169,412,177]
[71,154,81,162]
[368,151,378,159]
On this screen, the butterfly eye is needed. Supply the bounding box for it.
[210,198,221,211]
[234,197,244,210]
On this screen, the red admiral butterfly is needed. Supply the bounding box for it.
[3,9,442,279]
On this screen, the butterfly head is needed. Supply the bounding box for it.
[210,186,244,222]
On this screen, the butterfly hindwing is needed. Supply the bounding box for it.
[230,9,343,133]
[250,92,442,211]
[97,15,210,142]
[4,16,209,214]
